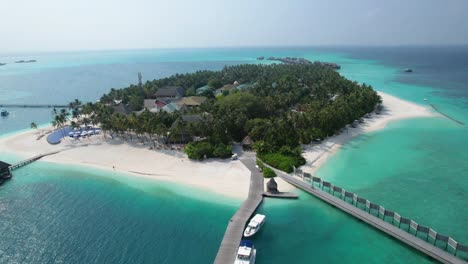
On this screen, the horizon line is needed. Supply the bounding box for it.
[2,43,468,55]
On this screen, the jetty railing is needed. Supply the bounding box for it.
[9,151,61,171]
[293,166,468,262]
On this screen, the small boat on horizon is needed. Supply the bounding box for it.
[1,110,9,117]
[234,240,256,264]
[243,214,266,237]
[404,68,413,73]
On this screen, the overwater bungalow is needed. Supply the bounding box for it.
[0,161,12,179]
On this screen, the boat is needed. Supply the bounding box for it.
[1,110,9,117]
[404,68,413,73]
[243,214,266,237]
[234,240,256,264]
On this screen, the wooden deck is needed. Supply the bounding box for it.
[272,167,467,264]
[9,151,61,171]
[213,157,264,264]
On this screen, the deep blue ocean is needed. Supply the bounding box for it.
[1,46,467,263]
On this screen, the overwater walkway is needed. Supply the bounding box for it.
[9,151,61,171]
[0,104,68,109]
[266,164,467,264]
[213,156,264,264]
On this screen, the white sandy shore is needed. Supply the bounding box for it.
[0,91,434,200]
[0,127,294,200]
[300,91,436,176]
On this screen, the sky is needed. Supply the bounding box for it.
[0,0,467,52]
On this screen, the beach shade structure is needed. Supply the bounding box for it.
[241,136,254,150]
[266,178,279,193]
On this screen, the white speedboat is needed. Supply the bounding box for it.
[234,240,256,264]
[243,214,266,237]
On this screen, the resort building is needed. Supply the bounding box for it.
[154,86,185,99]
[241,135,254,150]
[143,99,167,112]
[196,85,212,95]
[168,113,213,143]
[175,96,207,109]
[112,103,132,116]
[162,102,188,113]
[215,84,237,96]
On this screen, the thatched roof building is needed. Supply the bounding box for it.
[0,161,11,179]
[266,178,278,193]
[154,86,185,99]
[241,136,254,149]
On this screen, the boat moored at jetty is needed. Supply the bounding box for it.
[234,240,256,264]
[243,214,266,237]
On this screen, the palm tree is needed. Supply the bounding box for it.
[30,122,38,130]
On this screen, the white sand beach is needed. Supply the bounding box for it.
[0,126,296,199]
[300,91,436,175]
[0,91,434,199]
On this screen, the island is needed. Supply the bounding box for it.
[0,63,6,66]
[0,62,434,198]
[14,60,37,63]
[50,63,380,173]
[262,56,341,69]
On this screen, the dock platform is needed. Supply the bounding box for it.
[263,191,298,199]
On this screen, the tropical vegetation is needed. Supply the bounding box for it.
[53,63,381,171]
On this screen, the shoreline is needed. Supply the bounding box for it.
[0,128,295,200]
[300,91,436,176]
[0,91,435,200]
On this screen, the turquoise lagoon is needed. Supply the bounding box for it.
[1,47,467,263]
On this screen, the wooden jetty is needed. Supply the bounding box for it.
[0,104,68,109]
[266,164,468,264]
[429,104,464,125]
[213,158,264,264]
[8,151,61,171]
